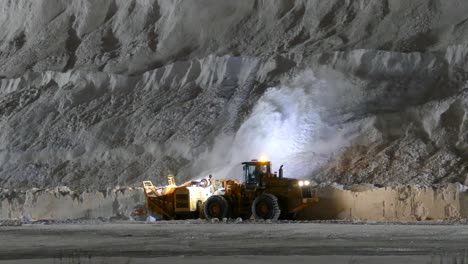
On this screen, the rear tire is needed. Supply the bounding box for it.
[252,193,281,221]
[203,195,229,220]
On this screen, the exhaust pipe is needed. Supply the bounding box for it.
[168,175,176,185]
[279,165,284,179]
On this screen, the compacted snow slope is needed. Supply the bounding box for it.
[1,0,468,190]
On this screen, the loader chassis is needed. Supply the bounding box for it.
[204,160,318,221]
[142,178,210,220]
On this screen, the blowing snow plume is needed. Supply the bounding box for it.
[193,69,365,181]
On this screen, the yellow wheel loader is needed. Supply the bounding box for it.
[141,175,212,220]
[203,160,319,221]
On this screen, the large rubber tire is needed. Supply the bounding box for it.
[252,193,281,221]
[203,195,229,220]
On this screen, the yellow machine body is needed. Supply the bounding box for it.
[142,176,211,220]
[174,186,210,215]
[203,160,319,220]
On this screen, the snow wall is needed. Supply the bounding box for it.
[0,187,143,220]
[302,184,468,221]
[1,184,467,221]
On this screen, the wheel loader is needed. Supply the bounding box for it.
[140,175,212,220]
[203,160,319,221]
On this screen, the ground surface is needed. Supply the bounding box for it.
[1,221,468,263]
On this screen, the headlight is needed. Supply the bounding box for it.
[298,181,304,187]
[304,180,310,186]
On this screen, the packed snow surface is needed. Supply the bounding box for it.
[1,223,468,263]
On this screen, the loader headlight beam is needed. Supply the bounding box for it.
[298,180,310,187]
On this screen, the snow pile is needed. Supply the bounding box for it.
[197,48,468,184]
[194,69,358,180]
[0,56,263,189]
[0,187,143,220]
[304,184,468,221]
[1,183,467,221]
[2,1,468,78]
[1,1,468,188]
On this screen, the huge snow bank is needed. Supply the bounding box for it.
[1,0,468,188]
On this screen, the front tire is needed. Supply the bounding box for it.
[252,193,281,221]
[203,195,229,220]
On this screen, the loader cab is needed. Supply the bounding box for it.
[242,160,271,189]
